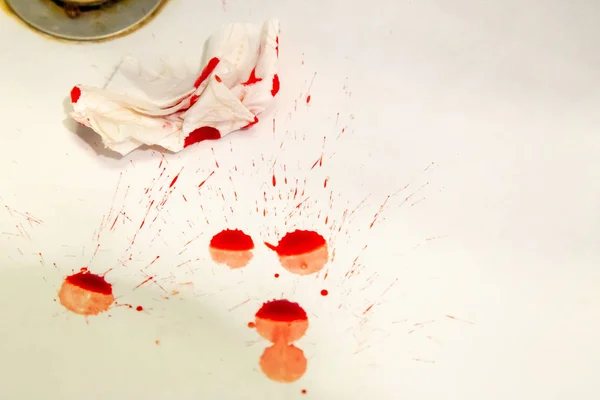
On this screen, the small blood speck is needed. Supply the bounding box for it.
[274,273,280,278]
[215,75,222,83]
[248,321,256,328]
[155,340,160,345]
[272,174,277,187]
[271,74,280,96]
[306,95,311,104]
[302,389,307,394]
[320,289,328,296]
[70,86,81,103]
[136,306,144,312]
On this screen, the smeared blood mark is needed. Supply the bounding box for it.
[254,299,308,343]
[254,299,308,383]
[58,269,114,316]
[184,127,221,147]
[306,95,311,104]
[260,343,307,383]
[194,57,220,88]
[320,289,328,296]
[70,86,81,103]
[265,230,328,275]
[209,229,254,268]
[271,74,280,96]
[242,67,262,85]
[242,116,259,130]
[198,171,215,189]
[136,305,144,312]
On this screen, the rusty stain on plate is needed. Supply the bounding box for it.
[0,0,169,42]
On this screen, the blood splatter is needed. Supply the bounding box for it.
[306,95,311,104]
[242,67,262,85]
[275,36,279,57]
[272,174,277,187]
[248,321,256,328]
[254,299,309,383]
[209,229,254,268]
[194,57,220,88]
[215,75,222,83]
[274,273,280,278]
[260,343,307,383]
[58,268,114,316]
[136,305,144,312]
[320,289,328,296]
[265,230,328,275]
[271,74,280,97]
[70,86,81,103]
[301,389,307,394]
[255,299,308,343]
[184,127,221,147]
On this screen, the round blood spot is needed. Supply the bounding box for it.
[58,269,114,316]
[255,299,308,343]
[259,343,307,383]
[209,229,254,268]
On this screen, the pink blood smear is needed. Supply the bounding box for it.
[194,57,220,88]
[184,127,221,147]
[70,86,81,103]
[255,299,308,322]
[66,270,112,295]
[271,75,280,96]
[265,230,326,256]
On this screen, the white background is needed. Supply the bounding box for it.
[1,0,599,399]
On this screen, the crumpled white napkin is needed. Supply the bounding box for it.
[70,19,280,155]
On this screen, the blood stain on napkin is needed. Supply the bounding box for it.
[68,19,280,156]
[58,268,114,316]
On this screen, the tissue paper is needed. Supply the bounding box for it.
[69,19,280,155]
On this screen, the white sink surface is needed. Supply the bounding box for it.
[1,0,600,399]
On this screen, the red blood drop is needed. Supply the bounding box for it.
[210,229,254,251]
[306,95,311,104]
[184,126,221,147]
[194,57,220,88]
[242,67,262,85]
[65,271,112,295]
[215,75,222,83]
[301,389,307,394]
[241,116,259,130]
[271,74,280,97]
[255,299,307,322]
[136,305,144,311]
[70,86,81,103]
[274,273,280,278]
[265,230,326,256]
[320,289,328,296]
